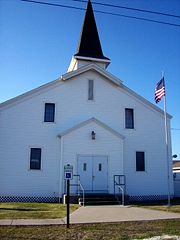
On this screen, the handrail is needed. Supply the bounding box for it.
[117,185,124,205]
[114,175,126,205]
[72,174,80,196]
[78,181,85,207]
[65,174,85,206]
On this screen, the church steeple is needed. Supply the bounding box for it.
[75,0,109,60]
[68,0,110,72]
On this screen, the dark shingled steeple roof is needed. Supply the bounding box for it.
[74,0,109,60]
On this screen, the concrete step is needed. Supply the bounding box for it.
[79,194,121,206]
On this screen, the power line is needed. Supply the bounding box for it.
[171,128,180,131]
[21,0,86,11]
[72,0,180,19]
[21,0,180,27]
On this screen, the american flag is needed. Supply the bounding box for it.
[155,77,165,103]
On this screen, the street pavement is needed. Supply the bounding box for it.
[0,205,180,226]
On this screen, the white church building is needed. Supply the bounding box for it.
[0,0,173,203]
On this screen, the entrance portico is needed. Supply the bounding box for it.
[58,118,125,196]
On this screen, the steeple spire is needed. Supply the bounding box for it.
[75,0,109,60]
[68,0,110,72]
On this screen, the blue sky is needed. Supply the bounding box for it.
[0,0,180,158]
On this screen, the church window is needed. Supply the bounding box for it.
[98,163,102,171]
[136,151,145,171]
[125,108,134,129]
[83,163,87,171]
[44,103,55,122]
[88,80,94,100]
[30,148,41,170]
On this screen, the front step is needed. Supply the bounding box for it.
[79,193,121,206]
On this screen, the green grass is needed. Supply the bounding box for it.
[0,203,79,219]
[139,204,180,213]
[0,200,179,220]
[134,198,180,213]
[0,220,179,240]
[0,202,179,239]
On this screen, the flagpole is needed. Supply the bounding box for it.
[162,73,171,206]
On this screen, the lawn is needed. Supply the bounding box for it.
[135,198,180,214]
[0,200,180,220]
[0,202,180,239]
[0,202,79,219]
[0,220,180,240]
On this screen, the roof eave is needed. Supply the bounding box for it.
[121,84,172,119]
[74,55,110,67]
[0,77,62,110]
[58,117,125,139]
[62,63,122,86]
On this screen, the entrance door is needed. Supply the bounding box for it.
[78,155,108,192]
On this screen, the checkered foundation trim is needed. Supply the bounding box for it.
[0,195,172,203]
[129,195,172,202]
[0,196,61,203]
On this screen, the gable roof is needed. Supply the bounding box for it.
[0,64,121,110]
[58,117,125,139]
[74,0,109,61]
[62,63,122,86]
[121,84,172,119]
[0,63,172,119]
[0,77,62,109]
[62,64,172,119]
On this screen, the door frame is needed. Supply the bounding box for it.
[77,154,109,193]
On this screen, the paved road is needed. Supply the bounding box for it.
[0,206,180,226]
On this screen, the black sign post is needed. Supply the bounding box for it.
[64,164,73,229]
[66,179,70,228]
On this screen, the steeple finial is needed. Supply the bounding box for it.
[74,0,109,61]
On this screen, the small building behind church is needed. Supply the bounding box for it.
[0,0,174,203]
[173,160,180,197]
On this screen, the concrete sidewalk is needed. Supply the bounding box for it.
[0,218,65,226]
[0,206,180,226]
[67,205,180,224]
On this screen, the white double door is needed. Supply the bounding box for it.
[78,155,108,192]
